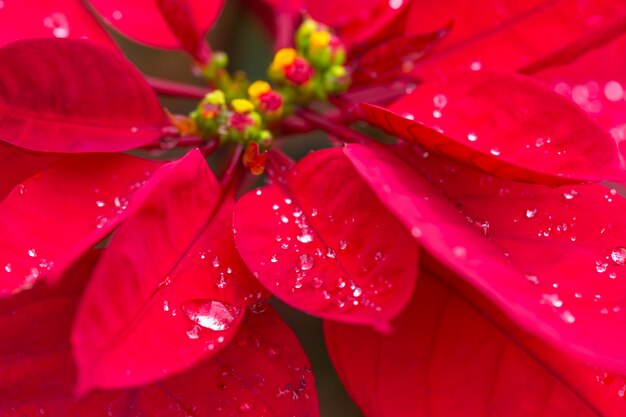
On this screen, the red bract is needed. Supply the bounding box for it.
[233,148,418,330]
[0,0,117,50]
[0,153,164,295]
[0,252,319,417]
[362,70,624,184]
[0,39,167,153]
[89,0,224,61]
[325,259,626,417]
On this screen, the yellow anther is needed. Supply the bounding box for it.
[231,98,255,114]
[248,80,272,99]
[271,48,297,71]
[310,31,331,49]
[204,90,225,106]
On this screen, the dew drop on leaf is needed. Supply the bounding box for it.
[610,247,626,266]
[182,300,239,331]
[299,254,314,271]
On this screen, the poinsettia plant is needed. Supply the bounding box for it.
[2,0,626,416]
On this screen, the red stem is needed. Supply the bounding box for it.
[200,139,220,157]
[297,109,376,144]
[274,12,295,50]
[220,145,244,188]
[146,76,208,99]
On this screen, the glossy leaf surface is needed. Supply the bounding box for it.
[0,39,167,153]
[0,0,117,50]
[0,154,163,296]
[326,262,626,417]
[362,70,623,184]
[234,148,418,330]
[344,143,626,373]
[406,0,626,78]
[1,252,319,416]
[89,0,224,59]
[73,150,265,391]
[0,142,61,201]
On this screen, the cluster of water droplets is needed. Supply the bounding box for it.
[43,12,69,38]
[93,171,152,230]
[260,192,393,314]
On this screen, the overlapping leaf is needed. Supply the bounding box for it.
[73,150,266,391]
[0,0,117,50]
[0,39,167,153]
[1,251,319,416]
[89,0,224,60]
[362,70,623,184]
[326,260,626,417]
[233,148,418,330]
[344,142,626,373]
[0,153,164,296]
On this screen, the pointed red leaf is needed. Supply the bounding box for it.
[73,150,265,391]
[89,0,224,59]
[352,28,449,85]
[325,262,626,417]
[344,142,626,373]
[362,70,623,184]
[1,254,319,416]
[0,39,167,153]
[0,0,117,50]
[533,32,626,156]
[406,0,626,78]
[307,0,410,54]
[0,142,61,201]
[0,153,165,296]
[233,148,418,330]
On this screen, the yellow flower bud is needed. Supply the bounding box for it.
[310,31,331,49]
[231,98,255,114]
[204,90,225,106]
[271,48,297,72]
[248,80,272,99]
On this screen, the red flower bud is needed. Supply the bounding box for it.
[284,57,314,86]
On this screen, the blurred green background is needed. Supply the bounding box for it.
[105,1,363,415]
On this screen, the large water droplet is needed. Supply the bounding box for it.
[611,247,626,266]
[299,254,314,271]
[182,300,239,331]
[297,231,313,243]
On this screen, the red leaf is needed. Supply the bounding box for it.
[325,261,626,417]
[307,0,410,54]
[0,39,167,153]
[89,0,224,60]
[362,70,623,184]
[0,142,61,201]
[533,32,626,157]
[0,0,117,50]
[344,142,626,373]
[352,28,449,85]
[405,0,626,78]
[0,153,164,296]
[1,253,319,416]
[72,150,265,391]
[233,148,418,330]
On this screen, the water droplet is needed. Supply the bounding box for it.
[16,184,27,195]
[596,260,608,273]
[433,94,447,109]
[248,299,268,314]
[96,216,109,229]
[467,132,478,142]
[238,402,253,413]
[215,272,228,289]
[211,256,220,268]
[339,240,348,250]
[563,190,578,200]
[280,215,289,224]
[162,301,170,312]
[311,208,318,216]
[353,287,362,297]
[535,137,545,147]
[311,277,323,288]
[297,231,313,243]
[182,300,238,331]
[525,208,537,219]
[611,247,626,266]
[293,208,303,218]
[452,246,467,258]
[255,190,262,196]
[270,254,278,263]
[4,263,11,273]
[525,275,540,285]
[112,10,123,20]
[27,249,37,258]
[374,252,384,261]
[186,325,200,340]
[560,310,576,323]
[326,248,336,259]
[95,200,105,208]
[272,204,279,210]
[43,13,70,38]
[284,198,292,205]
[114,196,128,210]
[541,293,563,308]
[490,148,501,156]
[299,254,314,271]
